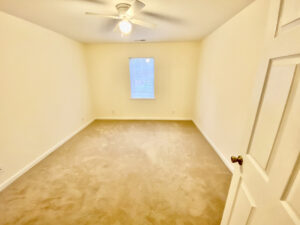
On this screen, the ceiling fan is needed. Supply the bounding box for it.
[85,0,156,35]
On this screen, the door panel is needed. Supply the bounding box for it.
[282,155,300,224]
[277,0,300,34]
[228,58,300,225]
[248,63,295,170]
[221,0,300,224]
[270,0,300,57]
[227,182,255,225]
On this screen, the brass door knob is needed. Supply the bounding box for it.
[231,155,243,165]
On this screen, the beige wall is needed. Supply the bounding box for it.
[0,12,93,186]
[193,0,270,168]
[85,42,199,120]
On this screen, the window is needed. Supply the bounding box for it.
[129,58,154,99]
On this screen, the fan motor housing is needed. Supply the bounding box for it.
[116,3,131,16]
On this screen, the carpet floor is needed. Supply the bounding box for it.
[0,120,231,225]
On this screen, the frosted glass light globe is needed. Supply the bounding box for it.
[118,20,132,35]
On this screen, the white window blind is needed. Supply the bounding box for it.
[129,58,154,99]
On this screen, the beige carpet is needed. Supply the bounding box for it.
[0,120,231,225]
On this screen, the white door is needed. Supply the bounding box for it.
[221,0,300,225]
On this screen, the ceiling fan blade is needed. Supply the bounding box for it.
[130,18,156,29]
[142,11,183,24]
[126,0,145,18]
[113,23,119,32]
[85,12,120,20]
[100,19,119,32]
[81,0,107,5]
[65,0,107,5]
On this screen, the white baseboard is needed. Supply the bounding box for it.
[192,120,234,173]
[0,119,94,192]
[95,117,192,121]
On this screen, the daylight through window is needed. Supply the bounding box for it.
[129,58,154,99]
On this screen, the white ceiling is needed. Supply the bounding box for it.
[0,0,254,43]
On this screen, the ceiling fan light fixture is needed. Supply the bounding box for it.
[118,19,132,35]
